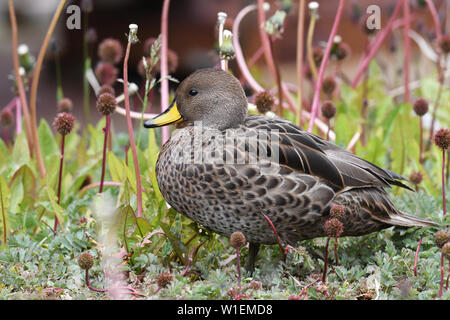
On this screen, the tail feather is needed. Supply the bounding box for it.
[375,210,439,228]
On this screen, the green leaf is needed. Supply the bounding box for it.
[38,119,59,169]
[0,175,11,246]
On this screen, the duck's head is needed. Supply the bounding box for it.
[144,68,248,131]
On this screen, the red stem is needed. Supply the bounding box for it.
[439,252,444,298]
[413,236,422,277]
[85,269,108,293]
[443,150,447,216]
[351,0,403,88]
[261,213,286,261]
[160,0,171,144]
[236,247,242,288]
[54,134,65,232]
[99,115,110,194]
[334,236,339,265]
[123,41,143,218]
[307,0,345,133]
[402,0,410,103]
[256,0,277,82]
[419,118,424,164]
[322,236,330,283]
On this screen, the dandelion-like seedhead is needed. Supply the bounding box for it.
[156,272,173,288]
[324,218,343,238]
[219,30,235,60]
[254,91,275,114]
[321,101,336,119]
[53,113,75,136]
[57,98,73,113]
[433,128,450,150]
[413,98,429,117]
[128,24,139,44]
[96,93,117,116]
[78,252,94,270]
[230,231,246,249]
[265,10,286,38]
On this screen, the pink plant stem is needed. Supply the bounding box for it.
[256,0,277,81]
[334,236,339,265]
[443,149,447,216]
[414,236,422,276]
[439,253,444,298]
[160,0,171,145]
[296,0,305,126]
[351,0,403,88]
[123,41,143,218]
[54,135,65,232]
[236,247,242,288]
[99,115,110,194]
[15,97,21,135]
[307,0,345,133]
[261,213,286,261]
[322,236,330,283]
[419,118,424,164]
[403,0,411,103]
[85,270,108,293]
[233,4,265,93]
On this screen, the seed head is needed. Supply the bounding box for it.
[98,38,123,64]
[335,42,350,60]
[219,30,235,60]
[57,98,73,113]
[254,91,275,114]
[329,205,345,220]
[249,280,262,290]
[438,34,450,54]
[312,47,324,67]
[433,128,450,150]
[0,109,14,127]
[53,112,75,136]
[409,171,423,185]
[435,230,450,248]
[95,62,118,86]
[321,101,336,119]
[413,98,428,116]
[230,231,246,249]
[78,252,94,270]
[96,93,117,116]
[442,242,450,260]
[98,84,115,97]
[156,272,173,288]
[324,218,343,238]
[322,76,336,95]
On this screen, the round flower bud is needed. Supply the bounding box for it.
[95,62,118,86]
[322,76,336,95]
[433,128,450,150]
[156,272,173,288]
[96,93,117,116]
[53,112,75,136]
[442,242,450,260]
[321,101,336,119]
[57,98,73,113]
[312,47,324,67]
[0,109,14,127]
[98,84,115,96]
[413,98,428,116]
[324,218,343,238]
[409,171,423,185]
[254,91,275,114]
[230,231,246,249]
[78,252,94,270]
[435,230,450,248]
[438,34,450,54]
[335,42,350,60]
[329,205,345,220]
[249,280,262,290]
[98,38,123,64]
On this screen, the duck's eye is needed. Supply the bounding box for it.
[189,89,198,96]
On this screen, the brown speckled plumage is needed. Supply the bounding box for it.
[147,68,437,270]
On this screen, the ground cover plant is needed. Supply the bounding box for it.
[0,0,449,300]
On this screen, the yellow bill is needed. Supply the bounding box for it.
[144,100,184,128]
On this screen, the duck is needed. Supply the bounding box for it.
[144,68,437,272]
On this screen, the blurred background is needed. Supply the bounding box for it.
[0,0,447,128]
